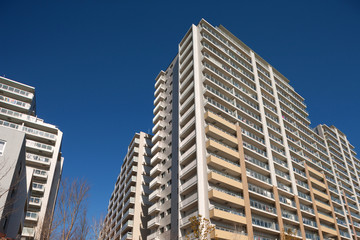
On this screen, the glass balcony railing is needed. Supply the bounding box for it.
[282,210,298,221]
[243,142,266,157]
[248,183,273,198]
[244,154,268,170]
[300,204,314,214]
[250,199,276,214]
[273,156,288,167]
[298,191,311,201]
[252,217,279,231]
[303,217,317,227]
[246,169,271,184]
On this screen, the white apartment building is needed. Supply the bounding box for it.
[0,76,63,239]
[104,132,153,240]
[147,19,360,240]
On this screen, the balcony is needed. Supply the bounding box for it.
[152,130,166,143]
[155,74,166,88]
[153,110,166,124]
[206,138,239,162]
[150,152,166,166]
[210,205,246,224]
[26,153,51,168]
[121,220,134,233]
[205,124,237,148]
[32,183,45,194]
[122,208,134,221]
[179,192,198,211]
[0,94,31,111]
[252,216,279,233]
[29,197,42,208]
[321,224,337,236]
[209,187,244,207]
[26,139,53,155]
[179,158,196,180]
[151,141,167,155]
[204,111,237,134]
[22,227,35,237]
[25,211,39,222]
[148,202,161,215]
[179,175,197,195]
[121,232,133,240]
[152,120,166,135]
[208,171,242,191]
[154,92,167,106]
[148,216,160,229]
[33,169,48,180]
[207,153,240,176]
[180,211,198,228]
[149,189,161,202]
[149,176,161,190]
[154,83,166,97]
[150,164,161,178]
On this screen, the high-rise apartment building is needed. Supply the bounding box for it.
[0,76,64,239]
[147,19,360,240]
[104,132,153,240]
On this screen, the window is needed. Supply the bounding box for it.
[160,212,165,218]
[167,208,171,215]
[166,224,171,230]
[0,140,6,155]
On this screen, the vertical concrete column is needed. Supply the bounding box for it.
[272,186,284,234]
[322,172,341,240]
[293,195,307,239]
[236,124,253,239]
[304,162,324,240]
[342,191,358,240]
[249,52,277,186]
[191,24,209,220]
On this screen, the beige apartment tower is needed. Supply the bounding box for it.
[147,19,360,240]
[104,132,153,240]
[0,76,64,239]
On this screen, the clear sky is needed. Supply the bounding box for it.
[1,0,360,221]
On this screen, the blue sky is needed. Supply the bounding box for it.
[1,0,360,220]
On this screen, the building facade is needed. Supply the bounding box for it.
[147,19,360,240]
[104,132,153,240]
[0,76,64,239]
[0,126,27,239]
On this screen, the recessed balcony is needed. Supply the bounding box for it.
[29,197,42,208]
[33,169,48,180]
[22,227,35,237]
[32,183,45,194]
[26,153,51,168]
[25,211,39,222]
